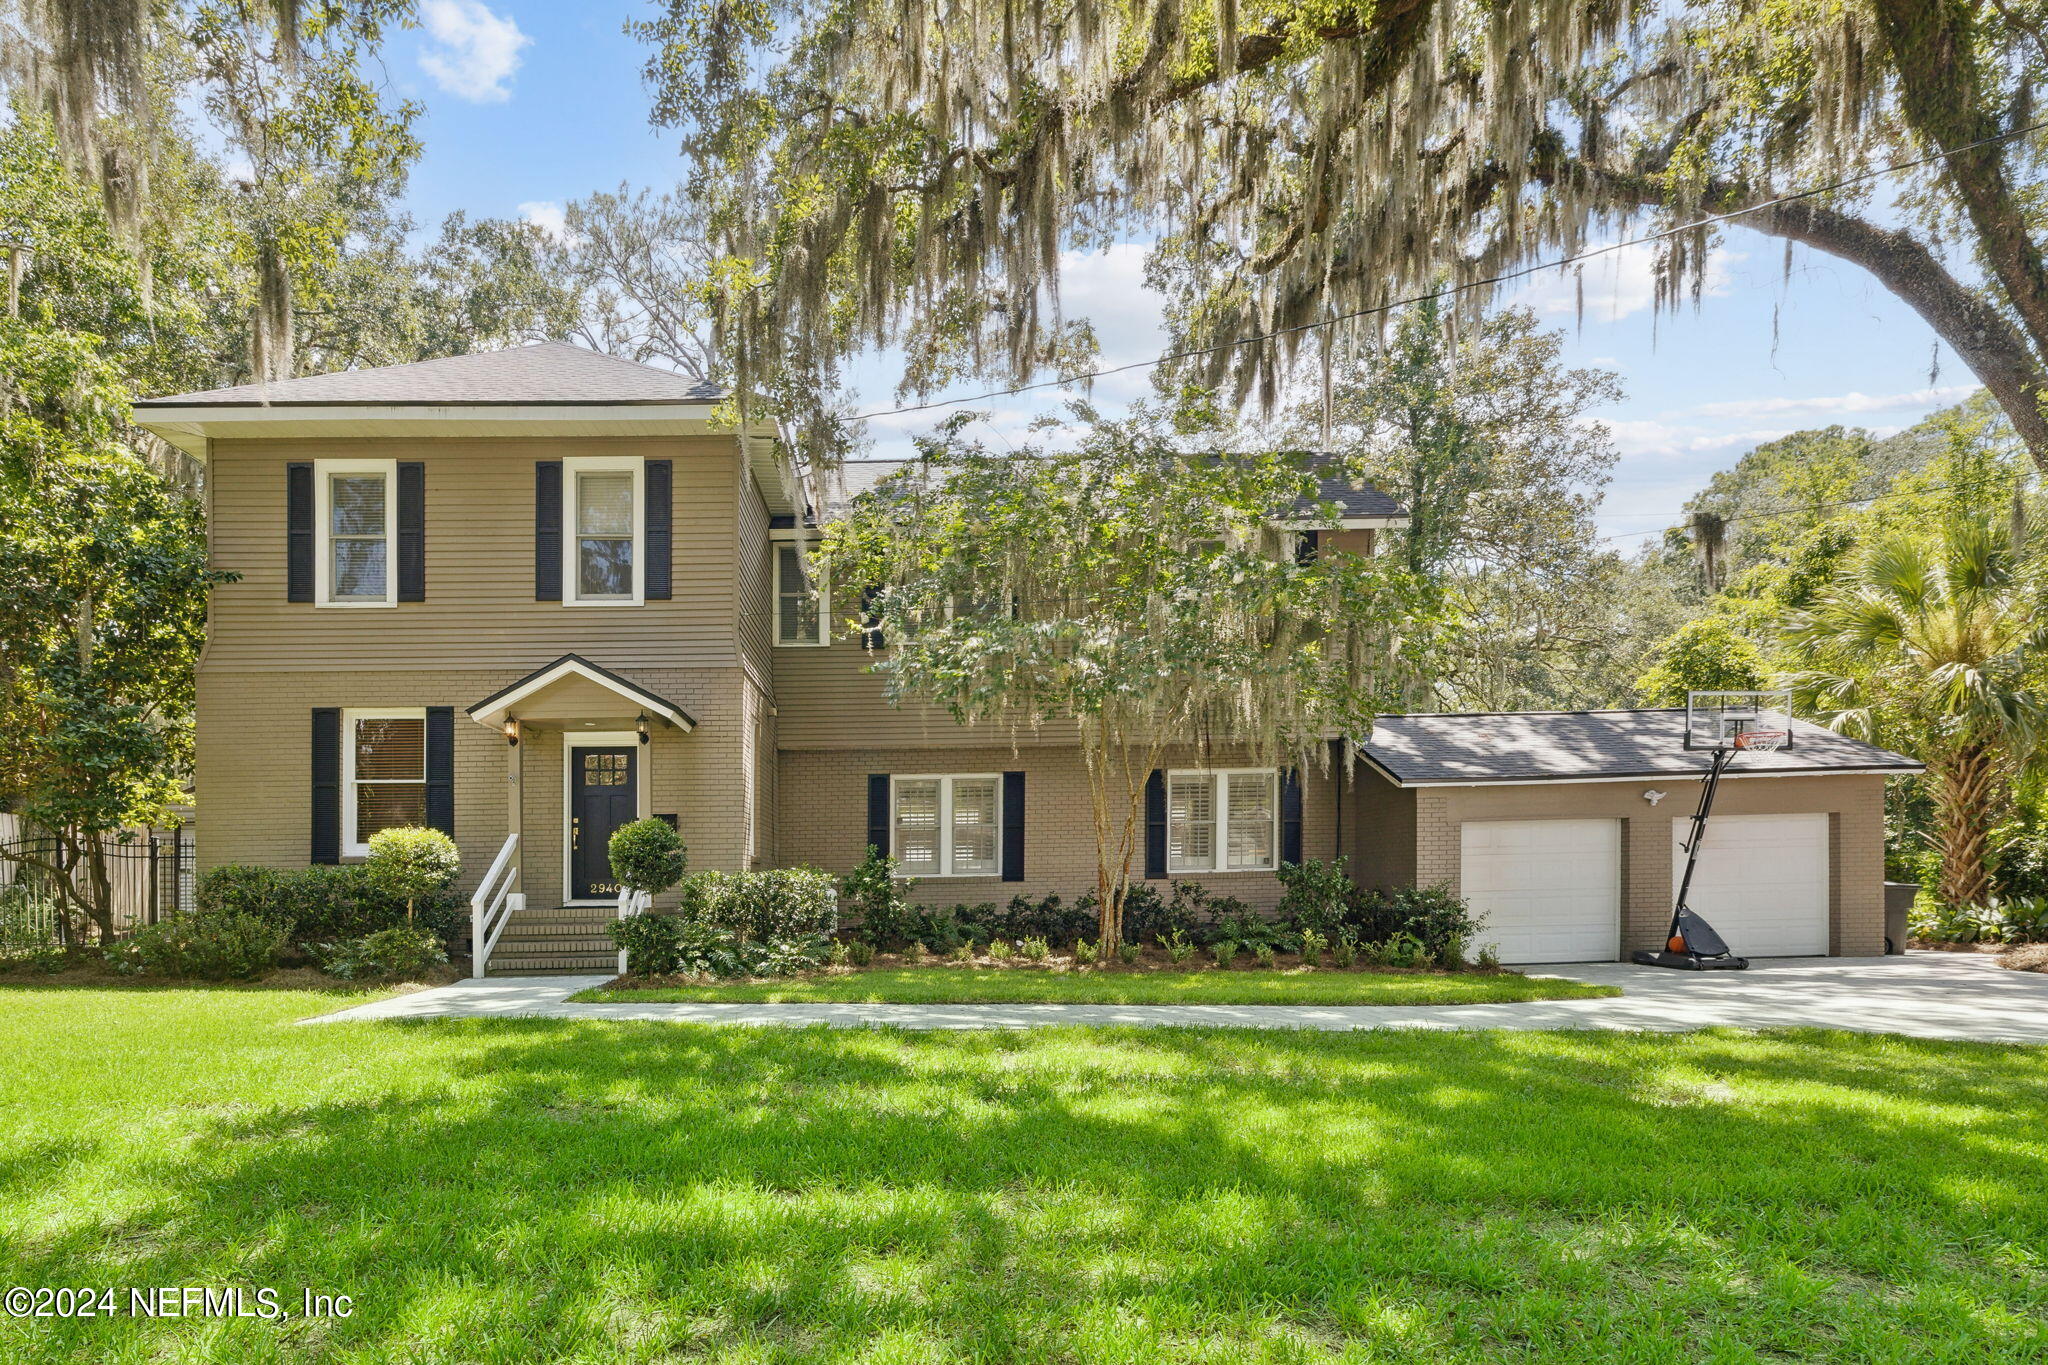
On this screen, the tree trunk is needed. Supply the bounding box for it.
[1930,745,2001,907]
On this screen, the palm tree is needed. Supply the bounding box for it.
[1786,518,2044,908]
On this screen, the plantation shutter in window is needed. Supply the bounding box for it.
[866,774,891,858]
[644,459,672,600]
[311,707,341,864]
[1001,771,1025,882]
[425,706,455,836]
[287,462,315,603]
[397,461,426,601]
[1279,768,1304,866]
[535,461,563,601]
[1143,769,1167,880]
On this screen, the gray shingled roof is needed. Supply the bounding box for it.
[135,342,723,408]
[1360,710,1922,785]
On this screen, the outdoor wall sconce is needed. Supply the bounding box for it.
[636,715,651,745]
[502,717,520,747]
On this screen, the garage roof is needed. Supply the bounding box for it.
[1359,710,1922,786]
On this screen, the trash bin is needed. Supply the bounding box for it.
[1883,882,1917,954]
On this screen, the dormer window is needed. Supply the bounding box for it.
[315,459,397,607]
[775,544,826,645]
[564,456,643,606]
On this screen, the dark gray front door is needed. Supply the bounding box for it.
[570,746,637,900]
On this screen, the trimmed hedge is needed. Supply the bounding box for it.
[108,910,287,980]
[680,867,838,941]
[198,863,466,947]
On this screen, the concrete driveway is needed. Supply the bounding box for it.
[304,951,2048,1043]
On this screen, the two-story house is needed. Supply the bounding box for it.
[138,343,1919,972]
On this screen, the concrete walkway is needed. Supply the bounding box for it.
[302,951,2048,1042]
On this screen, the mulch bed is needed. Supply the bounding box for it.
[2001,943,2048,974]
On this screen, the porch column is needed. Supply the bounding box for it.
[506,721,523,899]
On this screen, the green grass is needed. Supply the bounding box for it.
[571,965,1619,1005]
[3,987,2046,1363]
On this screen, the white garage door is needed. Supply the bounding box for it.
[1460,819,1620,964]
[1672,813,1829,956]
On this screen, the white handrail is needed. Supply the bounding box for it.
[468,832,520,979]
[614,885,651,976]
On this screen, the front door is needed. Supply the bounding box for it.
[570,746,638,900]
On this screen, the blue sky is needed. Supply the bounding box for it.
[381,2,1977,543]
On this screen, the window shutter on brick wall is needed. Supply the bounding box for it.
[1001,771,1025,881]
[311,707,341,864]
[287,462,314,602]
[866,774,891,857]
[1294,529,1320,565]
[425,706,455,836]
[1144,769,1167,879]
[644,459,672,599]
[858,587,887,649]
[397,461,426,601]
[1280,768,1304,866]
[535,461,563,601]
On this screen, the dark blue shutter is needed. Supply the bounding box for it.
[1143,769,1167,880]
[397,461,425,601]
[310,708,341,864]
[425,707,455,836]
[287,463,314,602]
[858,587,887,649]
[1294,529,1320,565]
[1280,768,1304,866]
[1001,771,1025,882]
[535,461,562,601]
[644,459,672,600]
[866,775,891,858]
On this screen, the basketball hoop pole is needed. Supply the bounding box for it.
[1667,744,1734,946]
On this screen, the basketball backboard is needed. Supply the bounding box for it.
[1683,689,1795,752]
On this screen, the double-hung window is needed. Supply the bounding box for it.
[564,456,643,605]
[775,543,826,645]
[891,774,1001,876]
[315,459,397,606]
[342,708,427,856]
[1167,769,1278,873]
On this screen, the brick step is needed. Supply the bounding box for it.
[486,951,620,973]
[503,910,616,928]
[494,932,615,950]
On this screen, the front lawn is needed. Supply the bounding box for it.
[574,965,1616,1005]
[3,988,2045,1363]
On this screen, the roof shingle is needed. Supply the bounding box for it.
[1360,710,1922,784]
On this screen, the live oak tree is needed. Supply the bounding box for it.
[641,0,2048,471]
[819,409,1428,946]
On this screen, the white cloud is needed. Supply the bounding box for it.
[517,199,569,242]
[1686,384,1978,421]
[419,0,530,103]
[1605,419,1806,461]
[1514,241,1736,324]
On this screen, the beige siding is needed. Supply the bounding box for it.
[196,667,757,906]
[778,746,1339,911]
[1403,773,1888,957]
[735,482,773,689]
[774,636,1082,749]
[205,435,741,671]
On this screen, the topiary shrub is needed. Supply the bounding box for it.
[609,819,688,895]
[608,914,685,974]
[365,827,462,923]
[310,925,448,981]
[108,910,287,981]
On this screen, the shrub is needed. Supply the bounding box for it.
[990,892,1094,946]
[1277,858,1354,937]
[904,941,929,964]
[842,845,912,947]
[0,884,63,964]
[1435,935,1467,970]
[828,940,853,967]
[608,819,687,895]
[1117,940,1142,964]
[1329,932,1357,969]
[1375,884,1483,960]
[1018,935,1051,962]
[1073,938,1098,964]
[1210,900,1289,950]
[1163,929,1196,966]
[109,910,286,981]
[1381,931,1428,968]
[948,941,974,963]
[1299,928,1328,964]
[608,914,684,975]
[1210,938,1239,968]
[1916,897,2048,945]
[905,906,968,954]
[848,939,876,967]
[364,827,461,924]
[197,863,464,946]
[310,925,448,982]
[1252,942,1276,969]
[986,938,1014,961]
[739,935,831,977]
[607,914,821,979]
[682,868,838,941]
[1475,943,1501,969]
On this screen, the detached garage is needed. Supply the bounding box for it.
[1349,710,1921,963]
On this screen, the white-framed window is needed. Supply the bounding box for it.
[563,456,643,605]
[1167,769,1278,873]
[342,707,427,857]
[314,458,397,607]
[891,773,1002,877]
[774,543,827,645]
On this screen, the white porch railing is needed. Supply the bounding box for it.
[469,833,521,979]
[615,886,652,976]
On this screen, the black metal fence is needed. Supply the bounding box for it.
[0,824,196,945]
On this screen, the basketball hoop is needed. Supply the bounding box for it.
[1732,728,1788,752]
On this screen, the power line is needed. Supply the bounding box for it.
[847,118,2048,425]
